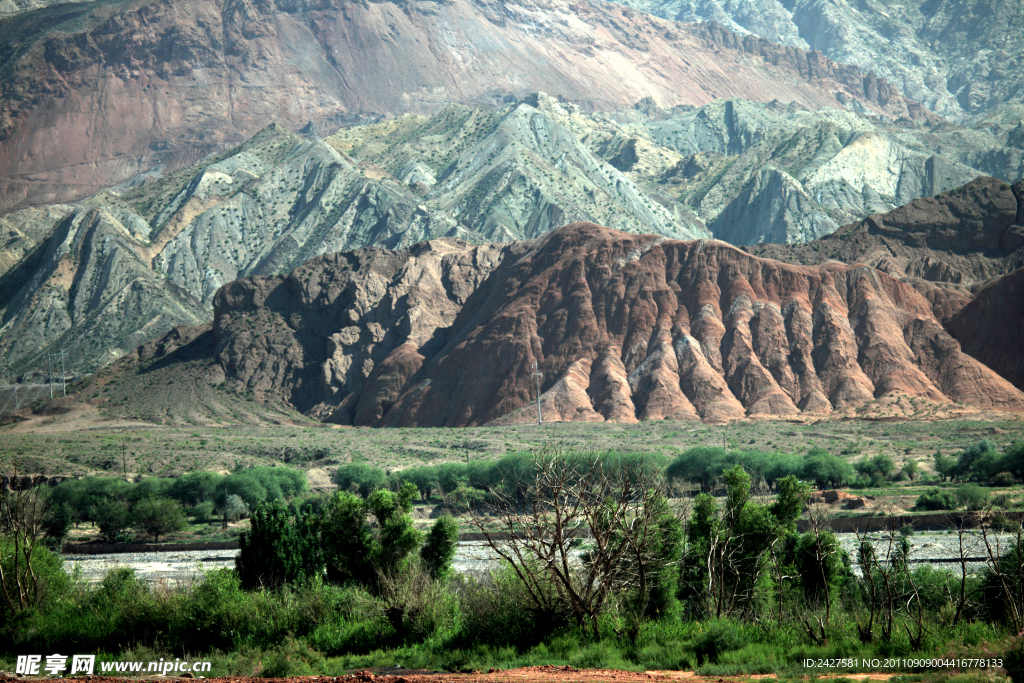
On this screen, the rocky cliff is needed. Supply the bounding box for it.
[610,0,1024,122]
[0,0,935,211]
[135,222,1024,426]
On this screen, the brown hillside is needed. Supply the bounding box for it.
[947,267,1024,391]
[747,177,1024,287]
[0,0,932,210]
[140,223,1024,427]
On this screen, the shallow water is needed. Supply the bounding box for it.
[62,532,1016,586]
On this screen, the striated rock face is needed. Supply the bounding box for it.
[0,202,208,373]
[610,0,1024,122]
[13,94,1021,375]
[204,237,510,418]
[146,222,1024,426]
[0,0,935,210]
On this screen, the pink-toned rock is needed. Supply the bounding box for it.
[131,222,1024,426]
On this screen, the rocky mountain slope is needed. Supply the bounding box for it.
[747,177,1024,324]
[947,268,1024,392]
[2,96,1022,376]
[610,0,1024,122]
[126,222,1024,426]
[0,0,935,211]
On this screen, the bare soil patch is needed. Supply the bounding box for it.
[8,667,898,683]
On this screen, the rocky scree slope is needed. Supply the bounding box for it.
[134,223,1024,427]
[0,0,934,211]
[609,0,1024,122]
[3,95,1021,376]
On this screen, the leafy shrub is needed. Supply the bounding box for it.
[691,620,748,664]
[915,488,957,511]
[1004,636,1024,683]
[991,471,1016,487]
[260,637,326,677]
[420,515,458,580]
[955,483,990,511]
[191,500,215,524]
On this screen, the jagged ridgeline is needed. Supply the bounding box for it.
[1,94,1022,376]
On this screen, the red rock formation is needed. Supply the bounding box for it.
[176,222,1024,426]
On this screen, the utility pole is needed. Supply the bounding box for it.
[46,350,67,397]
[532,362,543,426]
[59,350,67,397]
[13,385,18,410]
[122,443,127,482]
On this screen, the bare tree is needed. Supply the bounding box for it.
[0,462,51,614]
[945,513,981,626]
[854,505,920,644]
[468,451,681,638]
[979,508,1024,632]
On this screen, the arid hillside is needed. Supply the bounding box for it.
[125,222,1024,427]
[0,0,931,210]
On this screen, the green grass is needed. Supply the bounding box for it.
[0,563,1017,677]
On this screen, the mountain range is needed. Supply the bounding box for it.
[2,94,1022,377]
[0,0,935,212]
[53,177,1024,426]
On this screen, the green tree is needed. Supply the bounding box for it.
[132,498,188,543]
[958,439,999,479]
[801,448,854,488]
[332,463,386,498]
[171,471,224,506]
[902,460,920,481]
[42,502,74,549]
[794,529,849,600]
[933,451,957,482]
[681,466,785,618]
[91,498,133,543]
[191,500,215,524]
[420,515,458,580]
[955,483,990,511]
[1003,442,1024,481]
[770,475,810,529]
[366,483,423,579]
[319,491,375,586]
[235,502,322,590]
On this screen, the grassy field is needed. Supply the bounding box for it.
[3,391,1022,503]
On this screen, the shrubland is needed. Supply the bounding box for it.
[4,449,1024,676]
